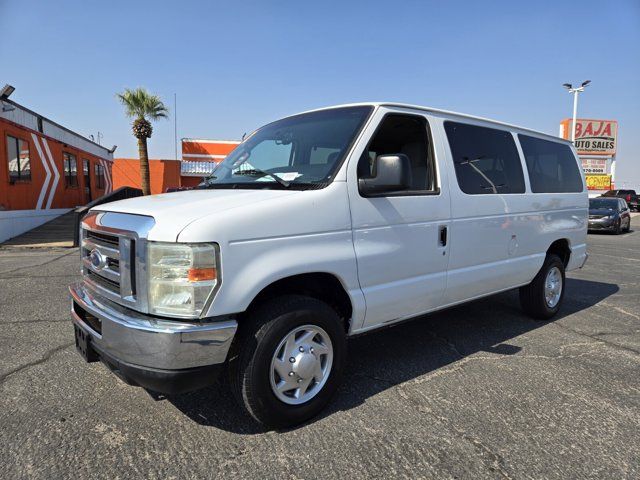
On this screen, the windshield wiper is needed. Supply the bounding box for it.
[234,168,291,188]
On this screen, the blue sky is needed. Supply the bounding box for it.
[1,0,639,187]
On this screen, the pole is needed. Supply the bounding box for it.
[610,156,616,188]
[571,90,579,142]
[174,93,178,161]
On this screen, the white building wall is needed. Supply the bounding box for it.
[0,209,72,243]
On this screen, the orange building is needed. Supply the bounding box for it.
[1,88,114,242]
[112,158,182,195]
[180,139,240,187]
[112,139,240,192]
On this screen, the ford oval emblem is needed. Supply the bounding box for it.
[89,249,107,270]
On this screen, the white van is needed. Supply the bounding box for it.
[70,103,588,428]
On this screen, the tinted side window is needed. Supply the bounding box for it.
[358,114,436,193]
[518,135,583,193]
[444,122,525,195]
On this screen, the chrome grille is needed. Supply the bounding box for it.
[82,230,121,294]
[80,211,155,314]
[81,226,137,305]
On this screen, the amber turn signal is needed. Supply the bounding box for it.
[187,267,217,282]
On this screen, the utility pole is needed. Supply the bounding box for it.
[174,93,178,161]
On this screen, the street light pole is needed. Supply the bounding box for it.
[571,89,579,142]
[563,80,591,143]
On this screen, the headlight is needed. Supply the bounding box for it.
[147,242,219,318]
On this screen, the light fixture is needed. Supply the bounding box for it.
[0,84,15,99]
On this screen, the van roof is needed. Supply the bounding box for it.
[297,102,573,145]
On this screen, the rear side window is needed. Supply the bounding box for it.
[444,122,525,195]
[518,135,583,193]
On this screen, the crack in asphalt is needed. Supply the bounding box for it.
[395,385,514,480]
[0,274,79,280]
[552,322,640,356]
[0,342,74,385]
[351,338,614,479]
[0,250,77,276]
[599,304,640,321]
[0,318,69,325]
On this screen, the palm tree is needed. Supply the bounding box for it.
[117,88,169,195]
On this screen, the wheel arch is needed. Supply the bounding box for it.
[547,238,571,268]
[241,272,354,333]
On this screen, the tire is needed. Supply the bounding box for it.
[228,295,346,429]
[624,219,631,233]
[614,219,622,235]
[519,254,565,320]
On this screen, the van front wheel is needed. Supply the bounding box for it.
[519,254,565,320]
[229,295,346,429]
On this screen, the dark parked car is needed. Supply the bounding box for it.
[600,189,639,211]
[588,198,631,234]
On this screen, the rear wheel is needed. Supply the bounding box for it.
[519,254,565,320]
[229,295,346,429]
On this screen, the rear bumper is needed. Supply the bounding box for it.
[69,282,237,393]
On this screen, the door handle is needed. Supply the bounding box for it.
[439,225,448,247]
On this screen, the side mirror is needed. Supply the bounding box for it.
[358,154,412,195]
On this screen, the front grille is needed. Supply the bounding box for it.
[81,226,137,306]
[79,211,153,314]
[87,230,119,247]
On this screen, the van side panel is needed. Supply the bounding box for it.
[431,115,587,306]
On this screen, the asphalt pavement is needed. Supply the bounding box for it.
[1,219,639,479]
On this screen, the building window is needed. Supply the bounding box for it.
[444,122,525,195]
[64,152,78,187]
[82,159,91,188]
[6,135,31,182]
[95,164,105,189]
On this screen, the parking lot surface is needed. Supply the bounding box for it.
[1,219,639,479]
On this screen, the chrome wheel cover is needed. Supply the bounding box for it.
[544,266,562,308]
[269,324,333,405]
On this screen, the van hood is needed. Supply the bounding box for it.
[92,189,299,240]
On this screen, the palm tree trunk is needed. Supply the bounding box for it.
[137,137,151,195]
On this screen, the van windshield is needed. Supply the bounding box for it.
[203,106,373,189]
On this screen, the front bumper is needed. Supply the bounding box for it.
[69,282,237,393]
[588,218,616,230]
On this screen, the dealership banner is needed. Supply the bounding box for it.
[581,158,608,174]
[585,174,612,191]
[560,119,618,156]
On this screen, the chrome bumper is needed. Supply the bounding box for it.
[69,282,237,370]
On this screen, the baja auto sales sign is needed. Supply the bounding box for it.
[573,119,618,156]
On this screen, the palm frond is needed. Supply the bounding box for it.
[116,87,169,121]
